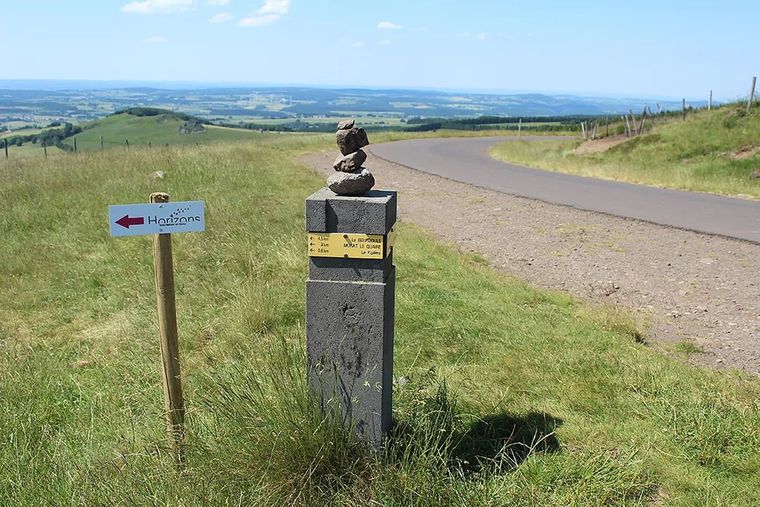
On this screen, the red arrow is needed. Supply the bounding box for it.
[115,215,145,229]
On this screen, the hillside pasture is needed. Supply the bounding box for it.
[490,103,760,198]
[1,136,759,505]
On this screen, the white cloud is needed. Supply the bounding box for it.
[207,0,229,5]
[379,39,391,46]
[121,0,193,14]
[351,41,365,48]
[209,11,232,22]
[144,35,167,43]
[238,13,279,26]
[257,0,289,15]
[237,0,289,27]
[377,21,401,30]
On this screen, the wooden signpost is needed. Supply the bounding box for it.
[108,194,205,462]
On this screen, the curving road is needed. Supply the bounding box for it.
[370,136,760,244]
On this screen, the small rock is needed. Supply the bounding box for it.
[336,127,369,156]
[327,168,375,195]
[337,118,355,130]
[751,169,760,180]
[333,149,367,172]
[150,171,165,180]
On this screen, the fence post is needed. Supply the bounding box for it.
[4,139,7,159]
[682,99,687,121]
[126,139,130,150]
[629,109,638,133]
[708,90,712,111]
[101,135,104,150]
[73,137,77,153]
[748,76,757,113]
[43,141,47,159]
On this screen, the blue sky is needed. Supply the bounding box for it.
[1,0,758,99]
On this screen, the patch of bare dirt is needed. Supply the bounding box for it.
[302,150,760,375]
[729,145,759,160]
[573,135,630,155]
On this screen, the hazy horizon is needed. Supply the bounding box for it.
[0,78,725,103]
[1,1,758,102]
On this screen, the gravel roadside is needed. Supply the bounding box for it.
[302,149,760,375]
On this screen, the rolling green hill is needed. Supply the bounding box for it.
[490,102,760,198]
[72,110,269,151]
[2,136,759,505]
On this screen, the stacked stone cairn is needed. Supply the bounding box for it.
[327,119,375,195]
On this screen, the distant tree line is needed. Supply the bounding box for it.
[5,122,82,150]
[404,118,584,133]
[116,107,207,123]
[405,115,599,125]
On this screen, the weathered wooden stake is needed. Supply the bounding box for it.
[126,139,130,150]
[4,139,7,159]
[73,137,77,152]
[518,118,522,137]
[629,109,638,134]
[150,192,185,462]
[43,141,47,159]
[682,98,687,121]
[748,76,757,113]
[100,135,104,150]
[708,90,712,111]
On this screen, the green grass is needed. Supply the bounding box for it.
[673,340,706,356]
[71,112,271,150]
[249,115,408,127]
[490,103,760,198]
[2,142,63,160]
[1,136,760,505]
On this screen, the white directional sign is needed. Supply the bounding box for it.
[109,201,205,237]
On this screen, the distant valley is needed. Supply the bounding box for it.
[0,82,704,133]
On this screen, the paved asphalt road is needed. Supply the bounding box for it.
[370,136,760,244]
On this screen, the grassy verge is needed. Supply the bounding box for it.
[1,136,759,505]
[490,104,760,199]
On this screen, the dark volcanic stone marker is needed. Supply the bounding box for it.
[305,188,396,447]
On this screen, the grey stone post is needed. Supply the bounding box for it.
[305,187,397,447]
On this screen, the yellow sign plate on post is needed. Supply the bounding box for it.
[308,232,385,259]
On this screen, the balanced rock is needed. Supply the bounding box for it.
[327,168,375,195]
[337,118,355,130]
[333,149,367,172]
[336,127,369,156]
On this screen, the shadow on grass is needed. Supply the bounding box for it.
[390,371,562,478]
[453,411,563,475]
